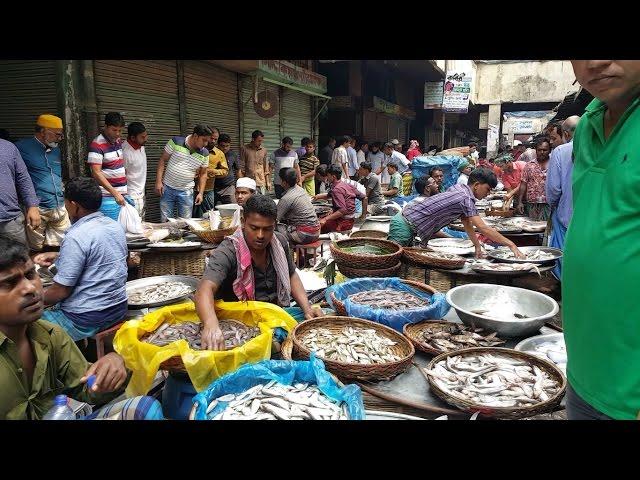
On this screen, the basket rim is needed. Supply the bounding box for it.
[330,238,402,256]
[330,279,439,307]
[402,247,466,269]
[424,346,567,414]
[402,320,505,356]
[338,261,402,276]
[291,315,415,368]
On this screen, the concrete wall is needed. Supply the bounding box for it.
[473,61,578,104]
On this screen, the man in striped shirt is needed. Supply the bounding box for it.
[388,168,524,258]
[155,124,212,222]
[87,112,133,221]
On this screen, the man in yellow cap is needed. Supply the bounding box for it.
[15,114,69,251]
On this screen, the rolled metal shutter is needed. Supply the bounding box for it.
[375,114,389,143]
[398,119,408,145]
[363,110,377,143]
[282,89,311,147]
[94,60,181,222]
[184,61,240,150]
[0,61,59,140]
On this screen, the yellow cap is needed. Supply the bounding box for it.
[36,114,63,129]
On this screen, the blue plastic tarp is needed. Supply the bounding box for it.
[191,354,366,420]
[325,277,450,332]
[410,155,467,191]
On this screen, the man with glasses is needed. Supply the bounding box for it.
[16,114,69,251]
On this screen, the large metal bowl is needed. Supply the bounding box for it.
[126,275,199,309]
[445,284,559,338]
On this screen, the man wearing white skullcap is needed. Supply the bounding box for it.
[235,177,256,206]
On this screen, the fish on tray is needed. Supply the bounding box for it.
[492,249,555,261]
[206,381,349,420]
[419,323,505,352]
[128,281,194,304]
[301,325,402,364]
[142,320,260,350]
[425,352,562,408]
[347,289,429,310]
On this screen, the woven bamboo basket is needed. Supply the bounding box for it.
[350,230,388,240]
[190,225,238,244]
[403,320,505,356]
[400,263,478,292]
[402,247,466,270]
[155,319,249,373]
[290,316,415,381]
[280,336,294,361]
[330,238,402,269]
[424,347,566,419]
[139,249,209,278]
[330,279,438,318]
[338,261,402,279]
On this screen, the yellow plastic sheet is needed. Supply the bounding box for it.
[113,300,297,396]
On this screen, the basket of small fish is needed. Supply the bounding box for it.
[402,247,466,270]
[423,347,566,419]
[338,261,402,279]
[189,355,366,420]
[349,229,388,240]
[330,238,403,270]
[403,320,505,356]
[113,301,297,395]
[290,316,415,382]
[327,278,450,332]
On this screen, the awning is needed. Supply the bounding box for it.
[262,76,331,99]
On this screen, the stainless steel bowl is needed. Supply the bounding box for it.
[445,284,559,338]
[126,275,199,309]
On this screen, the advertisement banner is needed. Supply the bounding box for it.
[424,81,444,109]
[442,71,473,113]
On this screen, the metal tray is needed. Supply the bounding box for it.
[126,275,199,309]
[469,260,554,277]
[147,242,202,252]
[488,246,563,264]
[514,332,565,353]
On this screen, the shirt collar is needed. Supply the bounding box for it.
[0,321,50,349]
[126,139,143,150]
[69,211,103,230]
[461,183,476,202]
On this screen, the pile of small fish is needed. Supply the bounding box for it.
[142,320,260,350]
[148,241,202,248]
[493,249,555,261]
[128,281,194,304]
[419,323,505,352]
[528,340,567,374]
[471,261,541,275]
[301,326,402,364]
[348,289,429,310]
[426,352,562,408]
[417,251,464,261]
[206,381,348,420]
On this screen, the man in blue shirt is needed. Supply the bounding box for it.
[545,115,580,280]
[34,177,128,341]
[346,137,359,180]
[15,114,71,251]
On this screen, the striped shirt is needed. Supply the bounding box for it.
[162,135,209,191]
[272,148,299,186]
[298,153,319,176]
[87,134,126,196]
[403,183,478,239]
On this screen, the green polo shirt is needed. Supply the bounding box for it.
[0,320,120,419]
[563,95,640,419]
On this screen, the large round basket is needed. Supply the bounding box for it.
[485,207,514,218]
[330,238,402,269]
[290,316,415,382]
[350,230,388,240]
[338,261,402,279]
[402,247,466,270]
[402,320,505,356]
[280,336,294,361]
[424,347,566,419]
[330,279,438,317]
[154,318,247,373]
[190,226,238,244]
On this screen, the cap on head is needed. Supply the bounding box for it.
[37,114,63,129]
[390,139,400,145]
[236,177,257,191]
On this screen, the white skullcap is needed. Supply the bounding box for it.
[236,177,257,191]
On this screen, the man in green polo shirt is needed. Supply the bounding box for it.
[563,60,640,420]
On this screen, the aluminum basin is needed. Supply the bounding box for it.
[445,284,559,338]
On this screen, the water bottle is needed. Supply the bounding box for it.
[42,395,75,420]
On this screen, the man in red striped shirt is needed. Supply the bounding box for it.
[87,112,132,221]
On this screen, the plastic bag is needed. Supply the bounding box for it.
[191,353,366,420]
[113,301,297,396]
[118,202,144,234]
[325,277,450,332]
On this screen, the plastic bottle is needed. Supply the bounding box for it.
[42,394,75,420]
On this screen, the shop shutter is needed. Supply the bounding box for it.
[281,89,311,147]
[184,61,240,151]
[398,119,408,145]
[375,115,389,144]
[94,60,182,222]
[363,110,377,143]
[0,61,59,141]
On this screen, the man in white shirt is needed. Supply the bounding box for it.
[346,137,359,180]
[456,160,472,185]
[122,122,148,219]
[332,135,351,179]
[383,142,410,174]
